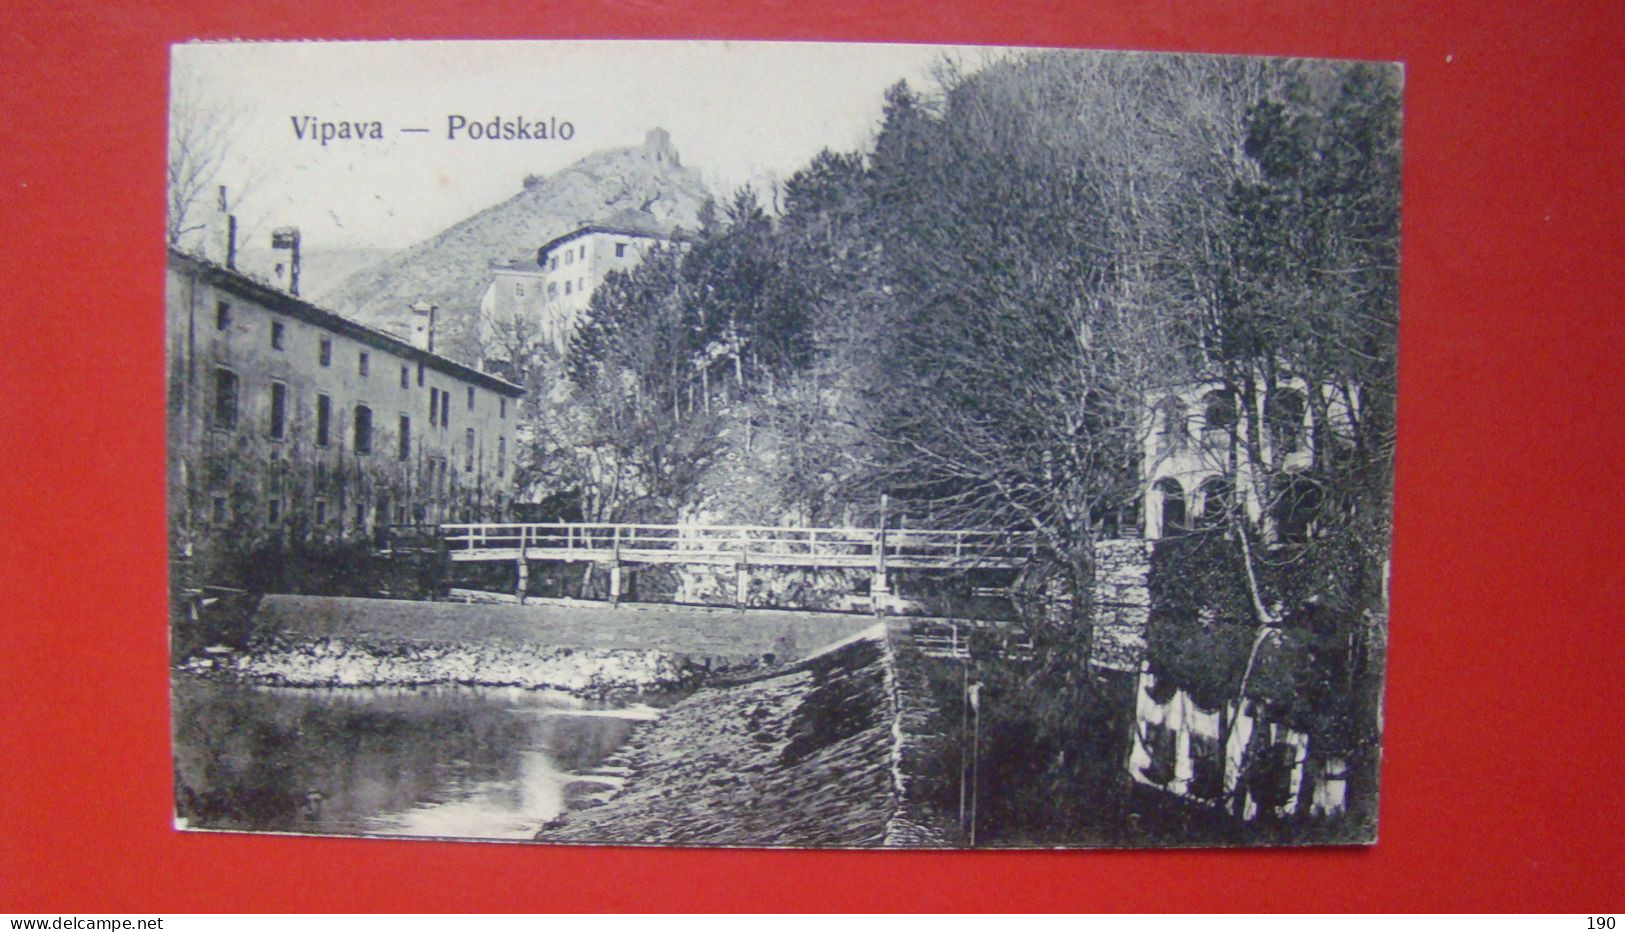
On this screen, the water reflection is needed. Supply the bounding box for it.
[1126,669,1347,822]
[172,677,647,840]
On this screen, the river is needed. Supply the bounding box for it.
[171,676,658,840]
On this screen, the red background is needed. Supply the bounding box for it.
[2,0,1622,913]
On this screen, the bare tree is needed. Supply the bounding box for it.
[478,306,549,380]
[167,72,256,249]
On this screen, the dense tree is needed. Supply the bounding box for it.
[521,51,1398,836]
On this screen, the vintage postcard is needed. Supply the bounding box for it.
[166,40,1400,847]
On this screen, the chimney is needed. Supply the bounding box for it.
[409,301,437,352]
[270,227,302,296]
[204,185,238,269]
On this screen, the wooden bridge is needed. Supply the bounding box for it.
[392,522,1040,608]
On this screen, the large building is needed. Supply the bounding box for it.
[167,247,526,580]
[478,207,684,356]
[1125,378,1361,822]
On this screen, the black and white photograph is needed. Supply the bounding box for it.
[165,39,1401,849]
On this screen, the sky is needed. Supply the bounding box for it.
[172,40,986,252]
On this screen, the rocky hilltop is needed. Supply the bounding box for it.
[322,128,711,364]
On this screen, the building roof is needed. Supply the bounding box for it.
[534,210,685,265]
[169,248,526,398]
[487,259,549,276]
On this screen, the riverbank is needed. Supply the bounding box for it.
[177,594,887,697]
[173,596,974,844]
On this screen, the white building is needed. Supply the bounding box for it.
[1139,377,1352,541]
[478,208,683,357]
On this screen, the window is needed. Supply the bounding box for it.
[417,362,425,387]
[428,387,440,427]
[315,499,327,524]
[319,337,332,367]
[547,283,557,298]
[212,368,239,429]
[465,428,476,472]
[578,277,585,292]
[270,321,285,350]
[400,365,410,389]
[394,505,407,525]
[549,257,557,271]
[515,284,525,297]
[564,280,572,296]
[398,415,411,460]
[211,496,227,524]
[1202,390,1237,433]
[565,250,573,266]
[467,386,476,411]
[215,301,231,331]
[440,390,451,429]
[354,405,373,454]
[429,458,447,496]
[268,381,286,439]
[499,397,506,419]
[315,393,331,446]
[615,242,627,258]
[1266,389,1307,456]
[497,435,506,476]
[267,499,281,523]
[1155,397,1188,455]
[579,245,586,260]
[355,501,365,527]
[358,352,369,377]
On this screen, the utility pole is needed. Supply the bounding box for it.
[958,661,970,833]
[969,681,982,847]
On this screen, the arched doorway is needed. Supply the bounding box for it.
[1153,477,1186,537]
[1198,476,1234,528]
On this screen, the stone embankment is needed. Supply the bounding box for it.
[248,594,879,664]
[536,623,961,848]
[179,594,884,697]
[179,639,690,696]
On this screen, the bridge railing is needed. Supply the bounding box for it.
[436,522,1040,565]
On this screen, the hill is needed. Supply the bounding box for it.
[324,128,711,364]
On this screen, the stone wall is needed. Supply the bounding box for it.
[1091,538,1152,671]
[883,627,964,846]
